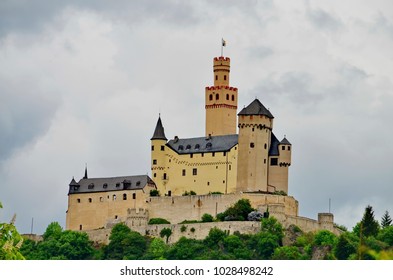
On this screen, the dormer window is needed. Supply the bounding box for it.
[206,143,212,149]
[178,145,184,151]
[136,181,141,187]
[186,144,191,150]
[116,183,120,188]
[195,144,200,150]
[88,183,94,189]
[103,183,108,189]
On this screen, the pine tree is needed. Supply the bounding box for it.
[360,205,380,237]
[381,211,392,228]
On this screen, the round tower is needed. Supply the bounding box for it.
[205,57,238,136]
[236,99,274,192]
[150,116,168,196]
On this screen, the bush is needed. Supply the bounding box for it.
[201,213,214,223]
[148,218,170,225]
[216,199,255,221]
[150,189,160,197]
[182,191,196,196]
[180,225,187,232]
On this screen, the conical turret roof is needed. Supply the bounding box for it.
[238,99,274,119]
[280,137,291,145]
[151,116,167,140]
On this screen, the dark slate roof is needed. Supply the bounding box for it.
[269,133,280,156]
[167,134,238,154]
[238,99,274,119]
[69,177,79,187]
[280,137,291,145]
[151,116,167,140]
[68,175,155,194]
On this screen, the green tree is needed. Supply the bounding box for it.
[377,226,393,246]
[217,199,255,221]
[334,233,357,260]
[261,217,284,244]
[160,227,172,244]
[253,232,280,259]
[381,211,392,228]
[313,230,337,247]
[204,227,227,249]
[271,246,303,260]
[201,213,214,223]
[360,205,380,237]
[43,221,63,241]
[145,238,168,259]
[166,237,205,260]
[0,202,24,260]
[104,223,147,259]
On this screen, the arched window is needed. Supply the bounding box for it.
[186,144,191,150]
[178,145,184,151]
[113,194,117,201]
[232,94,234,101]
[226,94,229,100]
[224,75,227,80]
[209,94,213,101]
[88,198,92,203]
[123,193,127,200]
[216,93,219,100]
[132,193,136,200]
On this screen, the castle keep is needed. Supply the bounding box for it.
[66,54,337,239]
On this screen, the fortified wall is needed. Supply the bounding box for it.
[85,193,340,245]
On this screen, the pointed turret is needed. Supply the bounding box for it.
[83,165,88,179]
[69,177,79,187]
[280,137,291,145]
[151,116,167,141]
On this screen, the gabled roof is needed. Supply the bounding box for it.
[166,134,238,154]
[238,99,274,119]
[68,175,155,194]
[151,116,167,140]
[269,133,280,156]
[69,177,79,187]
[280,137,291,145]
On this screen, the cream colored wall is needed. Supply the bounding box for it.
[268,144,291,194]
[151,145,238,196]
[147,193,298,224]
[237,115,273,192]
[66,187,154,231]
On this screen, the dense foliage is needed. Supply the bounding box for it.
[1,202,25,260]
[18,204,393,260]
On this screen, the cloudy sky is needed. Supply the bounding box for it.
[1,0,392,234]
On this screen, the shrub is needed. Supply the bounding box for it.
[150,189,160,197]
[148,218,170,225]
[180,225,187,232]
[182,191,196,196]
[201,213,214,223]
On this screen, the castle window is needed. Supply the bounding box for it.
[133,193,136,200]
[116,183,120,188]
[195,144,200,150]
[168,191,172,197]
[270,158,278,166]
[226,94,229,100]
[115,215,118,219]
[88,183,94,189]
[232,94,234,101]
[216,166,218,169]
[79,225,82,230]
[161,145,165,151]
[223,152,226,156]
[250,142,255,148]
[186,144,191,150]
[100,197,104,202]
[264,159,267,164]
[123,194,127,200]
[224,75,227,80]
[252,127,254,132]
[77,198,81,203]
[153,159,157,165]
[163,173,167,180]
[215,75,218,81]
[201,153,204,157]
[136,181,141,186]
[264,143,267,149]
[182,169,186,176]
[103,183,108,189]
[178,145,184,151]
[216,93,219,100]
[282,146,286,150]
[250,115,253,120]
[206,143,212,149]
[113,194,117,201]
[193,168,197,175]
[288,146,291,151]
[212,152,215,157]
[151,145,154,151]
[207,182,210,186]
[190,154,193,158]
[209,94,213,101]
[229,165,231,171]
[88,198,92,203]
[154,173,157,178]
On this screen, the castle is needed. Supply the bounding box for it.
[66,54,339,241]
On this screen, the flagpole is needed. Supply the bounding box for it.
[221,38,223,57]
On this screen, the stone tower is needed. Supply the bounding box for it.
[205,57,238,136]
[150,116,169,195]
[236,99,274,192]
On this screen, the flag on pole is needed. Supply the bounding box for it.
[222,38,226,47]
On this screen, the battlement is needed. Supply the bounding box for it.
[214,56,230,61]
[205,86,238,91]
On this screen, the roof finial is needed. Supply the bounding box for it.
[83,163,88,179]
[221,38,226,57]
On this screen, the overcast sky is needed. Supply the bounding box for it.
[1,0,392,234]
